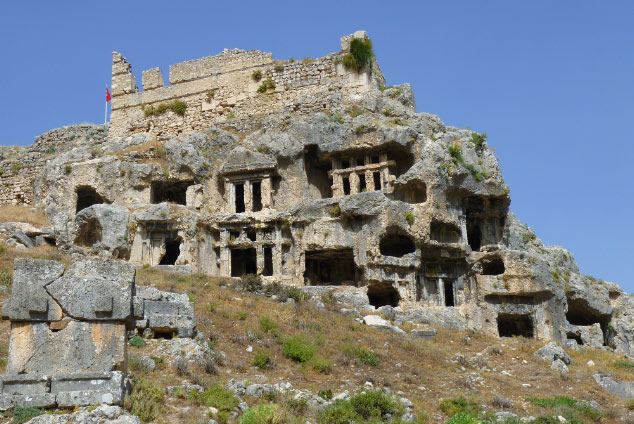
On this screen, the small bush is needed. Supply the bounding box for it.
[129,335,146,348]
[174,357,189,376]
[350,390,398,420]
[405,211,415,225]
[318,389,333,400]
[344,345,379,367]
[527,396,602,421]
[189,384,240,412]
[318,399,360,424]
[64,164,72,174]
[123,379,164,423]
[614,360,634,369]
[282,335,317,363]
[259,316,279,334]
[445,413,485,424]
[13,407,42,424]
[302,57,314,63]
[241,273,262,292]
[236,311,248,320]
[0,269,12,287]
[10,163,21,174]
[169,100,187,116]
[310,356,333,374]
[346,105,364,118]
[286,397,308,415]
[257,78,276,93]
[206,90,216,101]
[342,38,374,72]
[471,132,487,148]
[252,350,272,369]
[287,287,307,302]
[143,100,187,117]
[327,204,341,218]
[251,69,263,81]
[628,399,634,411]
[439,397,479,417]
[240,404,294,424]
[448,140,463,162]
[274,64,284,72]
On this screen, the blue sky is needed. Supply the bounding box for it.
[1,1,632,292]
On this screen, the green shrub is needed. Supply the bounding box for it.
[346,105,364,118]
[257,78,276,93]
[448,141,463,163]
[350,390,398,420]
[123,379,164,423]
[318,399,360,424]
[239,404,278,424]
[252,70,263,81]
[628,399,634,411]
[0,269,12,287]
[342,38,374,73]
[241,273,262,292]
[287,287,307,302]
[189,384,239,412]
[236,312,248,320]
[10,163,21,174]
[614,360,634,369]
[13,407,42,424]
[274,65,284,72]
[445,413,486,424]
[282,335,317,363]
[471,132,487,148]
[405,211,415,225]
[169,100,187,116]
[310,356,333,374]
[129,335,146,348]
[64,164,72,174]
[252,350,272,369]
[439,397,479,417]
[285,397,308,415]
[527,396,602,421]
[329,112,344,124]
[206,90,216,101]
[343,345,379,367]
[327,204,341,218]
[318,389,333,400]
[259,316,279,334]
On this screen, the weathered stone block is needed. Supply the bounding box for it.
[7,321,126,375]
[0,374,49,395]
[52,371,126,407]
[45,256,135,321]
[142,68,164,90]
[0,393,56,411]
[2,259,65,322]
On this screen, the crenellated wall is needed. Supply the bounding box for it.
[108,32,384,138]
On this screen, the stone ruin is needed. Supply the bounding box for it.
[0,29,632,364]
[0,257,132,409]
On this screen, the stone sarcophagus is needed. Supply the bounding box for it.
[0,256,135,410]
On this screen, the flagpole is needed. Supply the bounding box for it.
[104,100,107,125]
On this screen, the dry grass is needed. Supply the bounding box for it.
[0,257,629,422]
[0,205,49,227]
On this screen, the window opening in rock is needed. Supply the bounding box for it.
[467,218,482,251]
[497,314,534,338]
[246,230,257,242]
[231,248,257,277]
[358,174,367,192]
[229,231,240,241]
[567,333,584,345]
[304,145,333,199]
[342,176,351,195]
[482,257,505,275]
[159,238,181,265]
[43,237,57,247]
[373,172,382,191]
[153,329,174,339]
[150,181,192,205]
[371,155,380,164]
[356,157,365,167]
[263,247,273,276]
[304,249,358,285]
[565,298,610,345]
[341,159,350,169]
[212,231,220,243]
[430,221,461,243]
[74,216,102,247]
[252,181,262,212]
[76,186,104,213]
[367,282,400,308]
[393,181,426,204]
[379,234,416,257]
[444,279,455,306]
[235,183,245,213]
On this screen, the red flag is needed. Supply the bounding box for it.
[106,86,111,102]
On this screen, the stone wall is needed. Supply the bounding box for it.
[109,32,385,139]
[0,125,107,206]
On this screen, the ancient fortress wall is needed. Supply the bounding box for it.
[109,33,385,138]
[0,125,107,206]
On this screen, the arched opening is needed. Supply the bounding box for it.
[392,181,426,204]
[304,145,333,199]
[566,298,611,345]
[430,221,461,243]
[497,313,534,338]
[367,282,400,308]
[481,257,505,275]
[76,186,104,213]
[466,218,482,251]
[74,215,102,247]
[379,234,416,257]
[231,248,257,277]
[159,238,181,265]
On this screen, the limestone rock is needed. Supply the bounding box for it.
[72,204,130,259]
[535,342,571,365]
